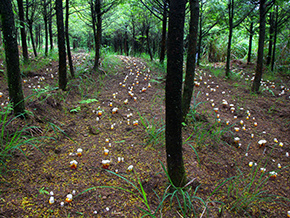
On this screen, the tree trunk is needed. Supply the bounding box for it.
[48,0,53,50]
[271,5,278,71]
[182,0,199,122]
[56,0,67,90]
[197,15,202,66]
[146,25,153,61]
[132,22,136,55]
[266,12,274,66]
[65,0,75,78]
[93,0,101,71]
[35,24,39,49]
[160,2,167,63]
[44,16,48,55]
[247,22,253,64]
[26,2,37,57]
[252,0,266,93]
[0,0,25,116]
[166,0,187,188]
[28,23,37,57]
[43,0,48,56]
[225,0,234,78]
[17,0,29,62]
[124,25,128,56]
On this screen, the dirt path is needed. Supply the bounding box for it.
[0,55,289,217]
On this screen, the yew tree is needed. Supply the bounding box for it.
[252,0,275,93]
[17,0,29,62]
[56,0,67,90]
[65,0,75,78]
[225,0,257,78]
[166,0,187,187]
[182,0,199,122]
[140,0,169,63]
[0,0,25,116]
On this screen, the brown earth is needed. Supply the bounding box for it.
[0,54,289,217]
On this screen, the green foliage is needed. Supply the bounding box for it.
[70,106,81,113]
[78,98,98,104]
[20,49,59,75]
[39,187,50,195]
[184,92,233,149]
[69,99,98,113]
[184,91,205,123]
[158,161,208,217]
[101,54,124,75]
[30,86,58,101]
[224,164,289,215]
[0,103,44,173]
[138,111,165,147]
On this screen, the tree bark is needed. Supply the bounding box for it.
[252,0,266,93]
[225,0,234,78]
[197,8,202,66]
[56,0,67,90]
[0,0,25,116]
[271,5,278,71]
[65,0,75,78]
[166,0,187,187]
[48,0,54,50]
[42,0,49,56]
[146,25,153,61]
[182,0,199,122]
[159,2,167,63]
[93,0,102,71]
[247,22,254,64]
[26,0,37,57]
[266,12,274,66]
[17,0,29,62]
[29,23,37,57]
[124,25,128,56]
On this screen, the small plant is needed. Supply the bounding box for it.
[39,187,50,195]
[0,103,44,173]
[185,91,205,123]
[224,160,290,216]
[137,111,165,147]
[78,98,98,104]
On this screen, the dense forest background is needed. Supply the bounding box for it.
[1,0,289,71]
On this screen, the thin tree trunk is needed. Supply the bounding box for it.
[26,1,37,57]
[124,25,128,56]
[146,25,153,61]
[252,0,266,93]
[166,0,187,188]
[65,0,75,78]
[44,17,48,55]
[93,0,101,71]
[266,12,274,66]
[17,0,29,62]
[43,0,48,56]
[197,14,202,66]
[271,5,278,71]
[182,0,199,122]
[247,22,253,64]
[225,0,234,78]
[29,23,37,57]
[35,25,39,49]
[0,0,25,116]
[56,0,67,90]
[48,0,53,50]
[160,2,167,63]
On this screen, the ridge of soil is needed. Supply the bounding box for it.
[0,54,289,217]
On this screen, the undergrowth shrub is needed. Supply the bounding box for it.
[0,103,44,174]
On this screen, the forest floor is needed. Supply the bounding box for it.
[0,53,289,217]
